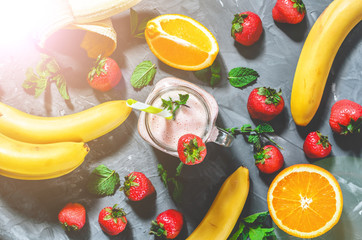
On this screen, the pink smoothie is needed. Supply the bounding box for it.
[146,88,210,151]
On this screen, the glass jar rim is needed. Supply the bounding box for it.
[145,85,213,152]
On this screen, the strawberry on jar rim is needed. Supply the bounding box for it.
[303,131,332,159]
[150,209,184,239]
[329,99,362,135]
[58,202,86,231]
[87,55,122,92]
[120,172,155,201]
[247,87,284,122]
[254,145,284,174]
[177,134,207,165]
[98,204,127,236]
[272,0,306,24]
[231,11,263,46]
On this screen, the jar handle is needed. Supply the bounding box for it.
[208,126,234,147]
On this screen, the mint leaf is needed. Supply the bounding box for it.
[228,67,259,88]
[193,67,209,82]
[161,94,189,119]
[224,123,281,150]
[194,60,221,87]
[53,75,69,100]
[256,123,274,134]
[229,222,245,240]
[157,164,169,188]
[23,54,69,100]
[243,211,269,224]
[130,8,138,36]
[130,8,152,39]
[249,226,275,240]
[228,211,275,240]
[87,165,120,196]
[130,60,156,88]
[157,163,184,203]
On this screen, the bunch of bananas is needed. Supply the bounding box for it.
[0,101,131,180]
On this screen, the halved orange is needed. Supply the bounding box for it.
[267,164,343,238]
[145,14,219,71]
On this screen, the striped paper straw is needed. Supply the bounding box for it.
[126,99,173,120]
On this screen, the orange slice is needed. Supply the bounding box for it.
[145,14,219,71]
[267,164,343,238]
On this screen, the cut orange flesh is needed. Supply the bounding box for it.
[145,14,219,71]
[267,164,343,238]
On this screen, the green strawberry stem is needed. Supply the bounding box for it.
[183,137,205,164]
[150,221,167,237]
[120,173,139,196]
[104,204,126,224]
[316,131,331,149]
[291,0,306,14]
[339,117,361,135]
[231,14,248,38]
[257,87,282,105]
[254,147,272,164]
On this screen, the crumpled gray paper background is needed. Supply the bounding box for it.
[0,0,361,239]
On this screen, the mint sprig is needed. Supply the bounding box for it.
[161,94,189,119]
[87,165,120,196]
[130,60,157,89]
[130,8,152,39]
[225,123,282,151]
[157,162,184,203]
[228,67,259,88]
[229,211,276,240]
[193,60,221,87]
[23,54,69,100]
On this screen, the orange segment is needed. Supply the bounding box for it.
[267,164,343,238]
[145,14,219,71]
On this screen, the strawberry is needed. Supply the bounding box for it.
[150,209,184,239]
[303,131,332,159]
[329,99,362,135]
[231,11,263,46]
[247,87,284,121]
[254,145,284,174]
[58,203,86,231]
[87,55,122,92]
[177,134,207,165]
[272,0,306,24]
[98,204,127,236]
[120,172,155,201]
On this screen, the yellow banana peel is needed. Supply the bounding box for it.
[0,100,131,144]
[187,166,250,240]
[291,0,362,126]
[0,132,89,180]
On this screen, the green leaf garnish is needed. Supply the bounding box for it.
[193,60,221,87]
[161,94,189,119]
[23,54,69,100]
[130,60,157,89]
[225,123,282,151]
[130,8,152,39]
[228,211,276,240]
[87,164,120,196]
[157,162,184,203]
[228,67,259,88]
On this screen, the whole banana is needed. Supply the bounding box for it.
[291,0,362,126]
[0,132,89,180]
[0,100,131,144]
[186,166,250,240]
